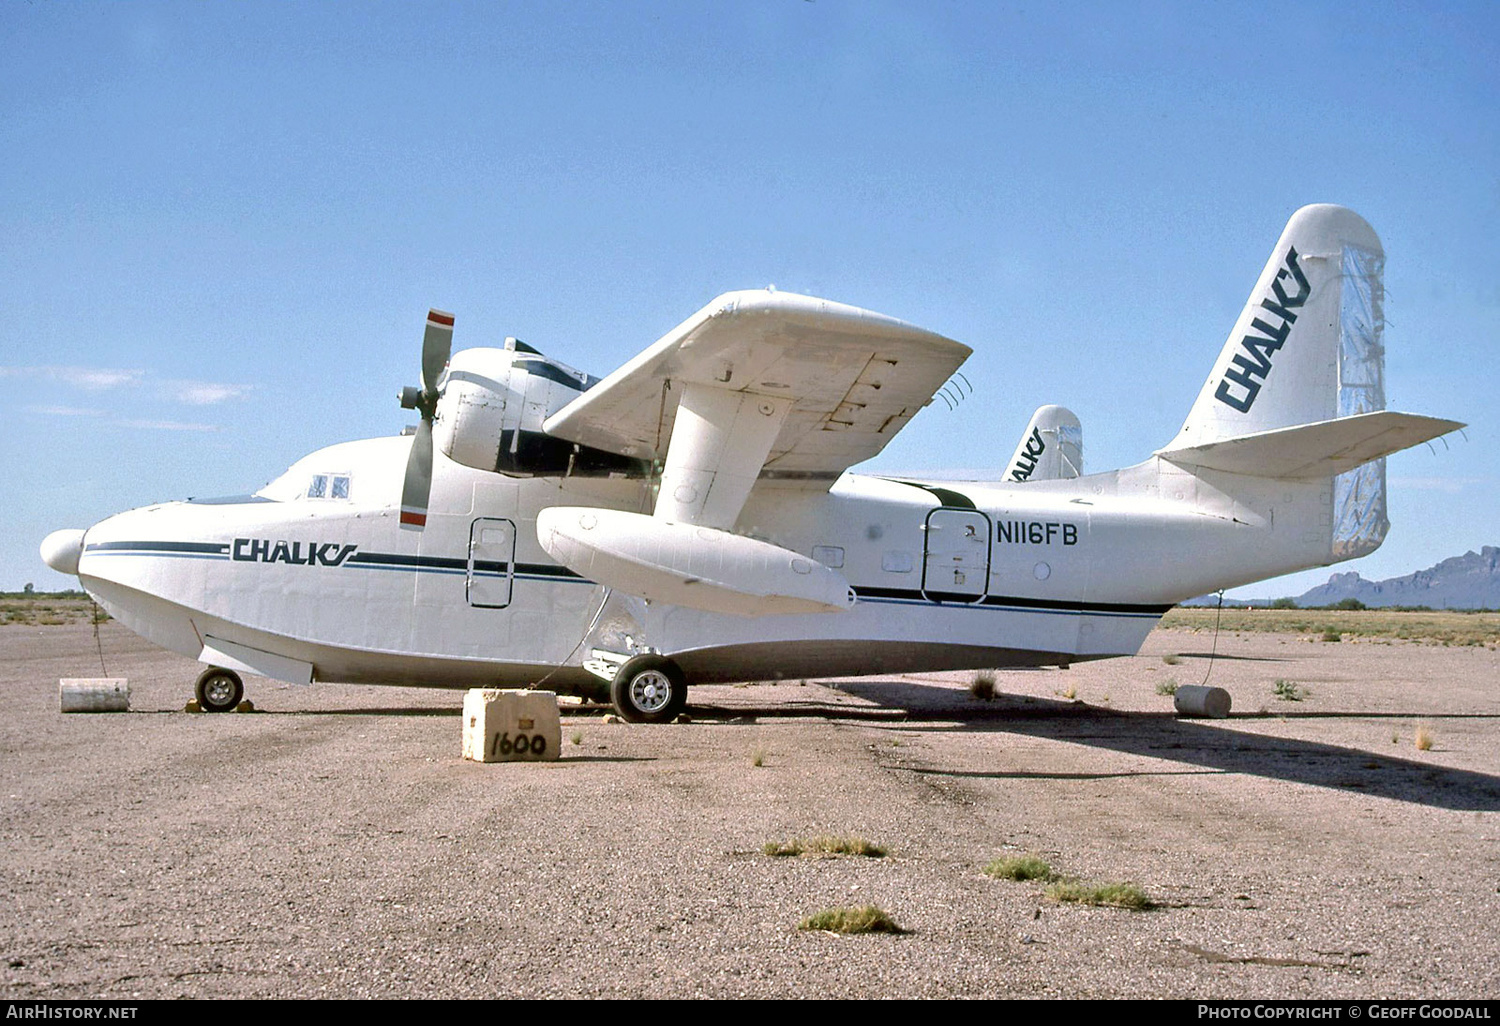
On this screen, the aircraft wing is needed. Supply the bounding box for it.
[543,290,971,483]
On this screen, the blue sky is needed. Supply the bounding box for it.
[3,1,1495,597]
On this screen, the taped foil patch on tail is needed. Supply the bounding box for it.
[1332,244,1389,559]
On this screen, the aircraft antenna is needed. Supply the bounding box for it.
[937,374,972,412]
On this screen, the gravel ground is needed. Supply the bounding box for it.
[2,621,1498,999]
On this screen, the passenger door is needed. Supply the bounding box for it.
[467,518,516,608]
[921,508,991,603]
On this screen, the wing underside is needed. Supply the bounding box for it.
[534,290,970,616]
[544,290,972,495]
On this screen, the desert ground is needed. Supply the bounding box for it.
[2,611,1497,999]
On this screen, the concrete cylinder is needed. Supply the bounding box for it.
[59,678,129,713]
[1174,685,1231,719]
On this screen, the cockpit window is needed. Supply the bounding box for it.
[306,474,351,500]
[512,354,594,390]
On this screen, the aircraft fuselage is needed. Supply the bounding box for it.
[72,432,1331,697]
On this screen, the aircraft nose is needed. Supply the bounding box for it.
[40,529,86,576]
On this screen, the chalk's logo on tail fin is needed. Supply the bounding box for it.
[1213,247,1311,413]
[1004,405,1083,483]
[1009,427,1046,481]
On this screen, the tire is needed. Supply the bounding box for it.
[195,667,244,713]
[609,655,687,724]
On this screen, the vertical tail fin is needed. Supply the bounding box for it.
[1171,204,1387,447]
[1004,405,1083,482]
[1169,204,1392,559]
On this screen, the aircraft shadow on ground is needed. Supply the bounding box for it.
[1164,651,1295,662]
[805,679,1500,813]
[240,706,464,717]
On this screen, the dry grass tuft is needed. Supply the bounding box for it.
[983,855,1055,882]
[798,906,904,934]
[1415,723,1435,751]
[970,669,997,701]
[1045,880,1153,910]
[764,835,886,858]
[1161,654,1182,665]
[1273,679,1305,702]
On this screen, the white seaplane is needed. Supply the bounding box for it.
[41,205,1462,721]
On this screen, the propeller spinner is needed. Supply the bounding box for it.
[398,309,454,529]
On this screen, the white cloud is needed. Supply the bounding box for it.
[115,419,220,433]
[25,405,105,417]
[0,366,145,390]
[1,366,251,405]
[161,380,254,405]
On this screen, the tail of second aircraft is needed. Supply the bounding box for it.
[1156,204,1461,563]
[1004,405,1083,483]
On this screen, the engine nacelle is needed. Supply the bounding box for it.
[434,341,646,478]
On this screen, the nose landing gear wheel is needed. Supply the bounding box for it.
[609,655,687,724]
[195,667,244,713]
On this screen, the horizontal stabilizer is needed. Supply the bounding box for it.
[1156,411,1463,479]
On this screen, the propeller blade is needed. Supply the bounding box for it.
[422,309,454,396]
[399,417,433,530]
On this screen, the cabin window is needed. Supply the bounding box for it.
[812,545,845,568]
[882,551,914,573]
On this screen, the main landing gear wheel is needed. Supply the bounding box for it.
[609,655,687,724]
[195,667,244,713]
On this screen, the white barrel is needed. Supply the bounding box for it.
[59,678,130,713]
[1174,685,1231,719]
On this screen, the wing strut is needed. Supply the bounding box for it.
[655,385,792,528]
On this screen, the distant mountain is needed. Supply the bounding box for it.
[1180,547,1500,609]
[1179,595,1257,607]
[1294,547,1500,610]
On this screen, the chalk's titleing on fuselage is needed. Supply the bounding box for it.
[41,205,1463,722]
